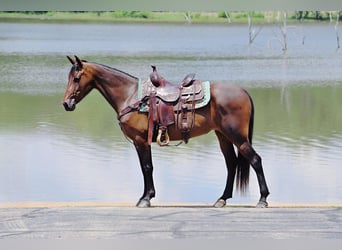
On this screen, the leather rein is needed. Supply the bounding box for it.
[117,95,149,122]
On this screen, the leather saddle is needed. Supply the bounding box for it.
[146,66,204,146]
[149,65,196,103]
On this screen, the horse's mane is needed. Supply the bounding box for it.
[92,62,139,80]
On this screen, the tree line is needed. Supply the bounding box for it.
[4,11,342,22]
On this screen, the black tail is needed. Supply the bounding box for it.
[235,93,254,193]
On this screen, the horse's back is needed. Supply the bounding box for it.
[210,82,252,110]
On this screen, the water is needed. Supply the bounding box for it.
[0,22,342,204]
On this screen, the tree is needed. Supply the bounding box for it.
[335,12,340,50]
[247,12,263,45]
[183,12,192,24]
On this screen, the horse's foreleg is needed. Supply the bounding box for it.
[214,131,237,208]
[134,141,155,208]
[238,142,270,208]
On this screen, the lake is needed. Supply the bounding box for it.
[0,22,341,205]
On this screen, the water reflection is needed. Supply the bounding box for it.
[0,22,342,204]
[1,85,341,203]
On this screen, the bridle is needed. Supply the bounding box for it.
[70,65,82,98]
[73,63,82,82]
[74,75,81,83]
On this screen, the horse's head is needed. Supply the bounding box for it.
[62,55,94,111]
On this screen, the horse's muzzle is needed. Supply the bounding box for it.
[63,98,76,111]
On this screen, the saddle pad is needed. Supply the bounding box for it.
[137,79,211,113]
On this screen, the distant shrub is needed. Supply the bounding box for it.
[234,12,248,19]
[218,11,228,18]
[234,12,264,19]
[193,12,201,19]
[252,12,265,19]
[118,11,150,19]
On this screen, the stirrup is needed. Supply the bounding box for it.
[157,126,170,146]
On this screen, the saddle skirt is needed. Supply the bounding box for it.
[137,78,211,113]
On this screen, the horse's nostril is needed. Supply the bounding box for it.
[63,100,76,111]
[62,102,69,110]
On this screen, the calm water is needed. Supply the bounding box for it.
[0,22,342,204]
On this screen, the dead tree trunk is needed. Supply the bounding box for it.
[329,11,333,22]
[248,13,253,44]
[276,11,287,51]
[184,12,192,24]
[224,11,232,23]
[335,12,340,50]
[281,11,288,51]
[248,12,263,45]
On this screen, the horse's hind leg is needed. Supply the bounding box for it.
[238,141,270,207]
[213,131,238,208]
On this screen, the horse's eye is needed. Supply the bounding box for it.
[74,76,80,83]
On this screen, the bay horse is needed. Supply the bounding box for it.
[62,55,270,208]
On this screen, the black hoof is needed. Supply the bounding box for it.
[213,199,226,208]
[256,200,268,208]
[136,199,151,208]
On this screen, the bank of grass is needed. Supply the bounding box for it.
[0,11,232,24]
[0,11,339,24]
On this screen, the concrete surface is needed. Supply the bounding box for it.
[0,203,341,239]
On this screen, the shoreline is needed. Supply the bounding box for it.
[1,201,341,208]
[0,11,338,25]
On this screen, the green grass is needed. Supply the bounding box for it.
[0,11,340,24]
[0,11,228,24]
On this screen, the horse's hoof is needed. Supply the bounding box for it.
[256,200,268,208]
[213,199,226,208]
[136,199,151,208]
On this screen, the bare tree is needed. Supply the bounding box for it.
[335,11,340,50]
[281,11,288,51]
[329,11,334,22]
[268,11,288,52]
[183,12,192,24]
[275,11,287,51]
[248,12,263,45]
[224,11,232,23]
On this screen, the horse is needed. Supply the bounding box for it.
[62,55,270,208]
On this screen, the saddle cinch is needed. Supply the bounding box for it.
[145,65,205,146]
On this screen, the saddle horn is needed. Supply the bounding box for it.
[150,65,160,86]
[181,73,196,87]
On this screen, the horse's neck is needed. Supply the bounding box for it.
[92,65,138,114]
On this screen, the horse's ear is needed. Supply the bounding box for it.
[67,56,75,65]
[74,55,83,68]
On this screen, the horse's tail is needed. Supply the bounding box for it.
[236,92,254,193]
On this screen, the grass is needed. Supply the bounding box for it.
[1,11,339,25]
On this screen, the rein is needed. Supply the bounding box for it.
[117,78,148,121]
[117,98,145,121]
[116,86,147,145]
[116,100,140,145]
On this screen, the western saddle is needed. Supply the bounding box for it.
[117,65,208,146]
[147,65,201,146]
